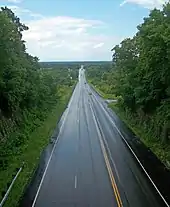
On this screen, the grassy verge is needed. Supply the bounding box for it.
[0,86,73,207]
[109,103,170,169]
[88,80,170,168]
[88,80,117,100]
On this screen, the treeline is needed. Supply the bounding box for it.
[111,3,170,143]
[41,62,79,84]
[0,7,77,170]
[86,62,114,97]
[88,3,170,145]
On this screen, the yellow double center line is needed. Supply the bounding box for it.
[99,134,123,207]
[89,102,123,206]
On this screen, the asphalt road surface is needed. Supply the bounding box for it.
[32,66,168,207]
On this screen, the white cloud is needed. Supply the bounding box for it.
[7,5,30,14]
[120,1,127,7]
[22,15,121,61]
[0,4,121,61]
[6,0,22,3]
[120,0,168,9]
[93,42,104,49]
[6,5,43,18]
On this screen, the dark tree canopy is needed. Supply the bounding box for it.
[87,2,170,143]
[0,7,77,155]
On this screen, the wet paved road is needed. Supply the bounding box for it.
[32,67,168,207]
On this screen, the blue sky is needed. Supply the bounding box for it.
[0,0,167,61]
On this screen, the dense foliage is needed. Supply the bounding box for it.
[87,3,170,145]
[111,3,170,143]
[0,7,78,170]
[86,62,114,97]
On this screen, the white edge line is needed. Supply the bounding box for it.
[31,83,78,207]
[91,88,170,207]
[32,135,59,207]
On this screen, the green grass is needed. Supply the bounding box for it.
[109,103,170,169]
[0,86,73,207]
[88,82,117,100]
[87,78,170,169]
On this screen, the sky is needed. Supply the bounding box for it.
[0,0,168,61]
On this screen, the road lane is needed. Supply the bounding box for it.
[89,93,159,206]
[32,68,118,206]
[32,84,80,207]
[31,66,168,207]
[84,76,167,206]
